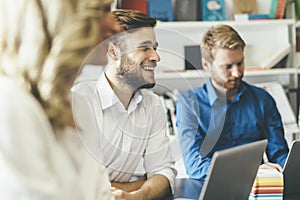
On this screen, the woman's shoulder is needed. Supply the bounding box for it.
[0,77,54,138]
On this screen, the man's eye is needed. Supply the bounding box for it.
[223,65,231,70]
[237,61,244,66]
[138,46,157,51]
[137,46,149,50]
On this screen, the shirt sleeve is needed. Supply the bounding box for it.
[176,93,211,180]
[142,95,177,193]
[263,95,289,168]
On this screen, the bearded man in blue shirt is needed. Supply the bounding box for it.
[176,24,289,180]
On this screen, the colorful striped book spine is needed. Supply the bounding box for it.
[249,168,283,200]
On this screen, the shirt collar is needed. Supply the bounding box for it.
[96,72,143,111]
[128,90,143,113]
[206,79,246,106]
[96,72,118,110]
[207,79,219,106]
[232,81,247,103]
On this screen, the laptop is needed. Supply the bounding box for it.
[283,140,300,200]
[198,140,267,200]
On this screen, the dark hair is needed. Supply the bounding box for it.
[112,9,157,31]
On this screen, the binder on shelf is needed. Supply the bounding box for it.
[184,45,203,70]
[296,32,300,52]
[201,0,226,21]
[120,0,148,14]
[255,82,298,133]
[165,98,177,135]
[248,14,269,20]
[269,0,278,19]
[275,0,287,19]
[269,0,286,19]
[174,0,201,21]
[233,0,258,14]
[147,0,174,22]
[159,95,177,136]
[259,43,291,69]
[295,0,300,19]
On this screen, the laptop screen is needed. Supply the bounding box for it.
[199,140,267,200]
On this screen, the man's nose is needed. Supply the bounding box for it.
[231,65,241,78]
[148,48,161,62]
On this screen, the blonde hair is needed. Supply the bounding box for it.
[0,0,112,132]
[201,24,246,63]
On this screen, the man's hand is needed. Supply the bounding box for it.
[111,187,139,200]
[111,174,172,200]
[111,174,147,192]
[259,162,283,173]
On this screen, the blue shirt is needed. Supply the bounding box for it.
[176,80,289,180]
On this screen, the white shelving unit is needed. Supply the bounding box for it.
[152,17,300,145]
[154,68,298,94]
[154,19,297,93]
[155,19,294,73]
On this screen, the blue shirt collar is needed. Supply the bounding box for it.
[232,81,247,103]
[207,79,221,106]
[206,79,247,106]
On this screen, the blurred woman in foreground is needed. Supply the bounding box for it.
[0,0,116,199]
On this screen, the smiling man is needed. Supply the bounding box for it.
[98,10,177,200]
[176,24,289,181]
[73,10,177,200]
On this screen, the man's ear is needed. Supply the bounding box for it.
[107,43,120,61]
[202,58,210,71]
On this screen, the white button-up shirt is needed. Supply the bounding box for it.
[72,69,177,191]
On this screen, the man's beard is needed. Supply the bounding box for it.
[117,55,156,90]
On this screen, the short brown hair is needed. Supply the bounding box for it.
[201,24,246,63]
[112,9,157,32]
[110,9,157,51]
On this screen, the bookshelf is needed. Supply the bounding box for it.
[154,68,298,93]
[152,18,300,145]
[153,17,299,104]
[155,19,294,73]
[154,18,298,102]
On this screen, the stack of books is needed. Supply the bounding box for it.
[249,168,283,200]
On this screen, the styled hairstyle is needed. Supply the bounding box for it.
[0,0,113,132]
[112,9,157,32]
[201,24,246,63]
[109,9,157,54]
